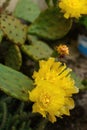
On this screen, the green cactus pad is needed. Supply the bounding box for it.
[28,7,72,40]
[0,63,34,101]
[0,41,11,59]
[71,72,85,90]
[79,16,87,29]
[27,35,38,43]
[0,30,4,43]
[0,14,27,45]
[5,44,22,70]
[21,41,53,60]
[13,0,40,23]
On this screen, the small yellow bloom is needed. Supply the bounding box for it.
[29,58,79,123]
[58,0,87,19]
[56,44,69,55]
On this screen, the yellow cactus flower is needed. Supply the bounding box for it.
[29,58,79,123]
[56,44,69,55]
[58,0,87,19]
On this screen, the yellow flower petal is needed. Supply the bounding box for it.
[58,0,87,19]
[32,103,46,117]
[29,57,79,123]
[48,114,57,123]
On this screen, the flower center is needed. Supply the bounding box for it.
[39,93,50,108]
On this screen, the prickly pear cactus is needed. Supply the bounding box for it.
[5,44,22,70]
[27,34,38,43]
[28,7,72,40]
[0,30,4,43]
[13,0,40,23]
[71,72,85,90]
[0,64,34,101]
[21,40,53,60]
[0,14,27,45]
[79,16,87,28]
[0,41,11,60]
